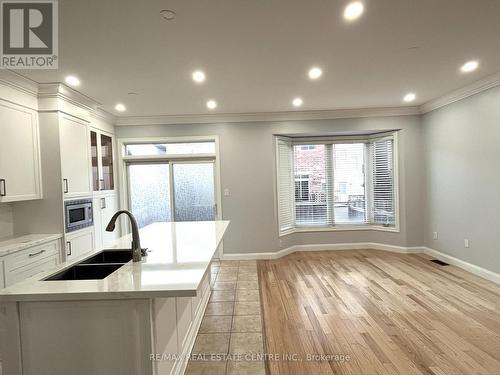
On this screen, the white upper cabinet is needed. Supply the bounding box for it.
[0,100,42,202]
[59,115,92,198]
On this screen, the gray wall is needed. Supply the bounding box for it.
[0,204,13,238]
[422,85,500,274]
[116,115,424,255]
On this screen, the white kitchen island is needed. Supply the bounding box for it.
[0,220,229,375]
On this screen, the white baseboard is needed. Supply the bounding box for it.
[222,243,500,286]
[222,242,425,260]
[422,247,500,285]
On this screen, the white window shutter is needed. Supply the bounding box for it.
[293,144,329,226]
[276,138,294,233]
[370,138,395,226]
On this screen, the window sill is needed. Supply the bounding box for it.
[279,225,400,237]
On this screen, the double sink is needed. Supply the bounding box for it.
[44,250,133,281]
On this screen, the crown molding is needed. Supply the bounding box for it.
[420,70,500,114]
[0,69,39,97]
[38,82,101,111]
[2,68,499,125]
[90,107,116,124]
[115,106,421,126]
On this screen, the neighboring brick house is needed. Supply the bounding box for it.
[293,144,366,224]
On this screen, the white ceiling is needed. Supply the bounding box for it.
[19,0,500,117]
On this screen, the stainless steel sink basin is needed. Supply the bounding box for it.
[79,249,133,264]
[43,249,132,281]
[44,263,124,281]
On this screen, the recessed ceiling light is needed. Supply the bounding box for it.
[65,75,80,87]
[403,93,416,103]
[115,103,126,112]
[160,9,176,20]
[192,70,206,83]
[206,100,217,110]
[292,97,303,107]
[344,1,364,21]
[460,60,479,73]
[308,67,323,80]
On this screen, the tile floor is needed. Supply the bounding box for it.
[185,260,266,375]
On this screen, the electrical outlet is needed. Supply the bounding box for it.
[224,188,230,197]
[433,232,438,240]
[464,239,470,248]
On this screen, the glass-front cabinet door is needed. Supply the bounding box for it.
[90,131,99,191]
[100,134,114,190]
[90,129,115,192]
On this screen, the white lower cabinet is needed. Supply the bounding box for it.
[17,300,152,375]
[153,277,211,375]
[1,273,213,375]
[153,298,178,375]
[192,271,210,318]
[93,194,119,250]
[176,297,192,352]
[65,229,94,261]
[2,240,60,287]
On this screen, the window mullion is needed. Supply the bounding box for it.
[365,142,374,224]
[290,144,297,227]
[168,162,175,221]
[325,144,334,226]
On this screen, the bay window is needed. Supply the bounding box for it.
[276,132,398,234]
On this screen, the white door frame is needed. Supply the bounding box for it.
[116,135,224,257]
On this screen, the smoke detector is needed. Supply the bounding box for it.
[160,9,176,20]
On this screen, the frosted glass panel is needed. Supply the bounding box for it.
[173,163,215,221]
[128,163,171,228]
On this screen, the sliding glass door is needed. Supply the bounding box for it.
[127,161,215,228]
[128,163,171,228]
[172,162,215,222]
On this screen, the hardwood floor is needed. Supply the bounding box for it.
[258,250,500,375]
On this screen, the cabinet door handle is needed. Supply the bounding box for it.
[63,179,69,193]
[101,197,106,209]
[99,179,105,190]
[66,241,72,256]
[29,249,46,257]
[0,179,5,197]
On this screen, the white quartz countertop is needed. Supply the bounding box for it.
[0,221,229,302]
[0,233,63,257]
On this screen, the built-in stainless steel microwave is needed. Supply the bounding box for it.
[64,198,93,232]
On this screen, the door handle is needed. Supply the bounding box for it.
[0,179,5,197]
[29,249,46,257]
[101,197,106,209]
[99,179,105,190]
[63,179,69,193]
[66,241,72,256]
